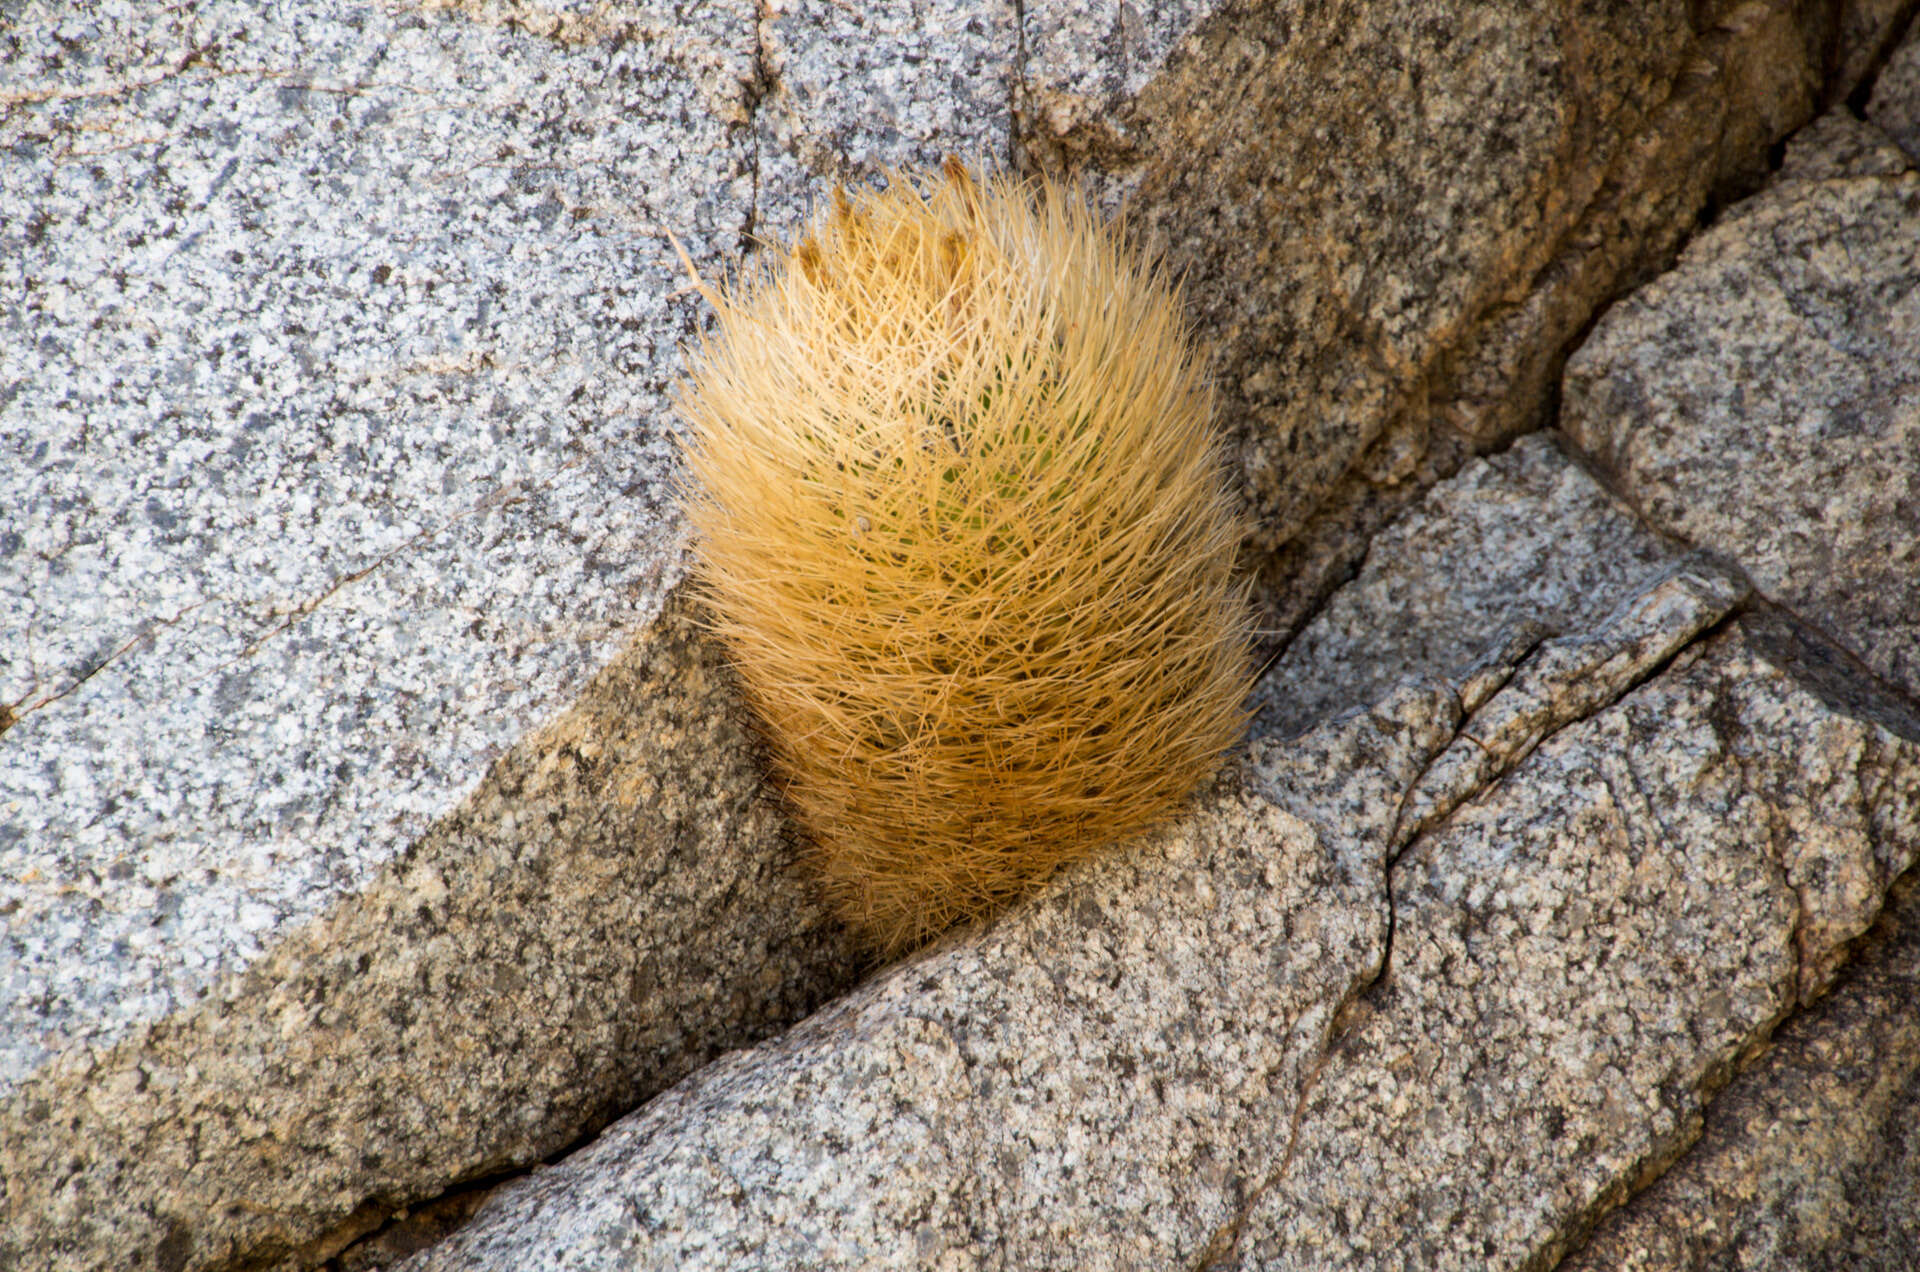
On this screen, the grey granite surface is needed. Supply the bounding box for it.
[393,555,1792,1271]
[1,0,751,1092]
[1560,871,1920,1271]
[1249,433,1679,741]
[1561,126,1920,700]
[1222,621,1920,1271]
[753,0,1016,217]
[1867,17,1920,161]
[0,597,865,1272]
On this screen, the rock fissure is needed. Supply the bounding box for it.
[1196,560,1749,1271]
[4,596,215,732]
[1216,621,1920,1269]
[742,0,774,251]
[1388,557,1752,856]
[1009,0,1027,172]
[9,2,1920,1269]
[1189,1027,1344,1272]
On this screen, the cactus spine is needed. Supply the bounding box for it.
[677,160,1252,954]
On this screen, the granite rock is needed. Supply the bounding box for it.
[1216,93,1920,1272]
[388,552,1842,1271]
[1080,0,1897,612]
[1866,17,1920,160]
[0,0,746,1084]
[1770,109,1918,184]
[1560,126,1920,699]
[6,1,1920,1270]
[1249,433,1679,741]
[1220,0,1915,654]
[1216,617,1920,1271]
[1511,98,1920,1272]
[1384,556,1751,858]
[1559,871,1920,1272]
[0,597,862,1271]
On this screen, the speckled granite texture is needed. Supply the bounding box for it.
[5,1,1920,1270]
[1560,871,1920,1272]
[1221,620,1920,1271]
[395,59,1920,1272]
[1562,117,1920,702]
[0,0,748,1085]
[1227,0,1902,643]
[1867,19,1920,159]
[396,574,1920,1271]
[1249,433,1679,741]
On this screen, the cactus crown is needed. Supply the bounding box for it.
[677,160,1252,955]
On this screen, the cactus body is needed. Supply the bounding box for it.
[677,161,1251,954]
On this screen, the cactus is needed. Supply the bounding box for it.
[676,160,1252,955]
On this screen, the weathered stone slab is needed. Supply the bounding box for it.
[1550,73,1920,1270]
[0,598,862,1272]
[1217,92,1920,1272]
[391,552,1790,1271]
[1249,433,1678,740]
[1,0,753,1086]
[1560,130,1920,699]
[1100,0,1886,571]
[1867,17,1920,160]
[396,679,1445,1272]
[1207,0,1911,646]
[1215,619,1920,1271]
[1560,871,1920,1272]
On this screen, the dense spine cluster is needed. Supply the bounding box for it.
[677,160,1251,954]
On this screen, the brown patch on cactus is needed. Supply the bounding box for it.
[676,163,1253,955]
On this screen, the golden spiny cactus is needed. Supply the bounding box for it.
[676,160,1252,955]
